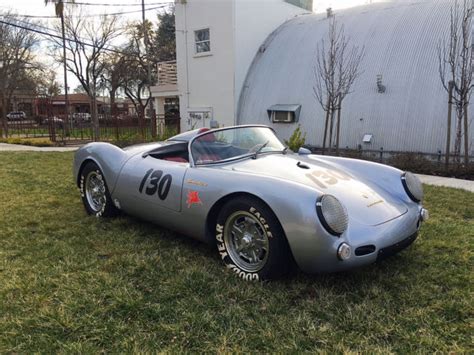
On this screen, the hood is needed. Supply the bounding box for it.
[225,153,407,226]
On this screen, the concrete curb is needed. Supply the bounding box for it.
[416,174,474,193]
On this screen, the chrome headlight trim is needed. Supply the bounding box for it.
[316,194,349,237]
[401,172,423,203]
[337,243,352,261]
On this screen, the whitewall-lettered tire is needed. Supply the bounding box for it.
[215,196,292,281]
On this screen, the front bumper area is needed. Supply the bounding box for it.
[291,204,427,274]
[376,232,418,262]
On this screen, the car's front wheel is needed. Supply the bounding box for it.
[79,161,118,217]
[215,196,292,281]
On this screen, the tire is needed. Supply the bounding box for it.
[215,196,292,281]
[79,161,118,217]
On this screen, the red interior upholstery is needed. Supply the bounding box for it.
[198,127,216,142]
[198,128,210,134]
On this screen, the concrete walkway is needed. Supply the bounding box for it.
[0,143,79,152]
[416,174,474,193]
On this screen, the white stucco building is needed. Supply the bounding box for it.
[151,0,312,130]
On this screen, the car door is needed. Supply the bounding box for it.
[116,153,188,213]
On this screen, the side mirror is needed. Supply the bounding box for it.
[298,147,311,155]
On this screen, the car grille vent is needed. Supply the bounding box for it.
[355,245,376,256]
[376,233,418,262]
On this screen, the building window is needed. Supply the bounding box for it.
[362,134,373,144]
[267,104,301,123]
[195,28,211,54]
[272,111,296,123]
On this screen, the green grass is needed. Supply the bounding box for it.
[0,152,472,352]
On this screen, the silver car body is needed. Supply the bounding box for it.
[73,125,425,273]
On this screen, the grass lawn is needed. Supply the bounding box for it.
[0,152,472,352]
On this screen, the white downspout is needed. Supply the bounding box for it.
[184,2,191,129]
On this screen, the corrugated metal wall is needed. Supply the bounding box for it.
[284,0,313,12]
[238,0,473,155]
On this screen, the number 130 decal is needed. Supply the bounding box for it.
[139,169,172,200]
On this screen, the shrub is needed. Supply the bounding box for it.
[0,137,54,147]
[161,127,178,141]
[285,125,307,152]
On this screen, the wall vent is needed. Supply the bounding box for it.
[377,75,386,93]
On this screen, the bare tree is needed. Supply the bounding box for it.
[101,52,127,118]
[50,9,121,140]
[0,14,39,138]
[121,21,157,128]
[313,16,365,154]
[438,0,473,166]
[73,84,86,94]
[34,69,62,98]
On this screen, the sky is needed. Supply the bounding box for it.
[313,0,385,13]
[0,0,388,92]
[0,0,174,92]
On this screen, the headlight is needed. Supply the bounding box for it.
[316,195,348,236]
[401,172,423,202]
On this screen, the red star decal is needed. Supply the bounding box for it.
[186,190,202,208]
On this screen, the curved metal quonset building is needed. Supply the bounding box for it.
[238,0,473,155]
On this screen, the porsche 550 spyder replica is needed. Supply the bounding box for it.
[73,125,428,280]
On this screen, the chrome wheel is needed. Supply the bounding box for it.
[85,171,106,213]
[223,211,270,273]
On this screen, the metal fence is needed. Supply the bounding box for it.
[307,146,473,179]
[3,106,180,145]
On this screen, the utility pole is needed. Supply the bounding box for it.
[142,0,156,139]
[44,0,71,138]
[60,7,70,138]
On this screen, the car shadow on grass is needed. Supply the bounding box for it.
[98,212,424,297]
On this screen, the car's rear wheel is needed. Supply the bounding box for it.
[215,196,292,281]
[80,161,118,217]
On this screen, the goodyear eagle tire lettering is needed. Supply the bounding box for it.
[215,196,292,281]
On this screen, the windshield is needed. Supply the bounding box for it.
[191,126,286,165]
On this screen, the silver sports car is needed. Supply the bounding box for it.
[73,125,429,281]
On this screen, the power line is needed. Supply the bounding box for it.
[8,17,94,46]
[0,19,125,54]
[61,1,173,6]
[1,4,171,19]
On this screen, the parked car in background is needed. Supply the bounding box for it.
[73,113,91,122]
[6,111,26,121]
[43,116,64,128]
